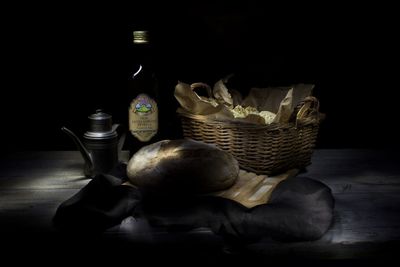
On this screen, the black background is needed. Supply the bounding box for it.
[2,3,399,153]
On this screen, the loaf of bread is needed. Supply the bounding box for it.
[127,139,239,194]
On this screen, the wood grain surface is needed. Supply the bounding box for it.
[1,150,399,263]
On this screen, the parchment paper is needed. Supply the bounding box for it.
[175,79,314,125]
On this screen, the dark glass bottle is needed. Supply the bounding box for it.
[127,31,160,157]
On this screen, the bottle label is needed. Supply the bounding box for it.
[129,94,158,142]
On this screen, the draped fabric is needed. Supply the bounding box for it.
[54,164,334,243]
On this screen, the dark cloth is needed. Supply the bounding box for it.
[53,164,334,242]
[53,164,138,232]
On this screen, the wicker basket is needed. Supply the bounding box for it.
[178,96,321,175]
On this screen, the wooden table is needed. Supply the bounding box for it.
[1,150,399,265]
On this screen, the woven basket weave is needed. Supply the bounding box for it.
[178,96,321,175]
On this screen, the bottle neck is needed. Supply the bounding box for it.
[129,42,154,80]
[133,43,153,66]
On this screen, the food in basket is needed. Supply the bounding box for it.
[231,105,276,124]
[175,79,314,125]
[127,139,239,194]
[231,105,258,118]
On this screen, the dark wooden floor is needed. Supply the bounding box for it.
[1,150,399,265]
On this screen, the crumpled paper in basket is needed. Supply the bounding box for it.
[174,78,314,125]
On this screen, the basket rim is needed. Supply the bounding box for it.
[177,109,319,130]
[177,96,322,129]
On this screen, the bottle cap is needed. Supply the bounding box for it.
[133,31,149,44]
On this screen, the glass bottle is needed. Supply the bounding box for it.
[127,30,160,157]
